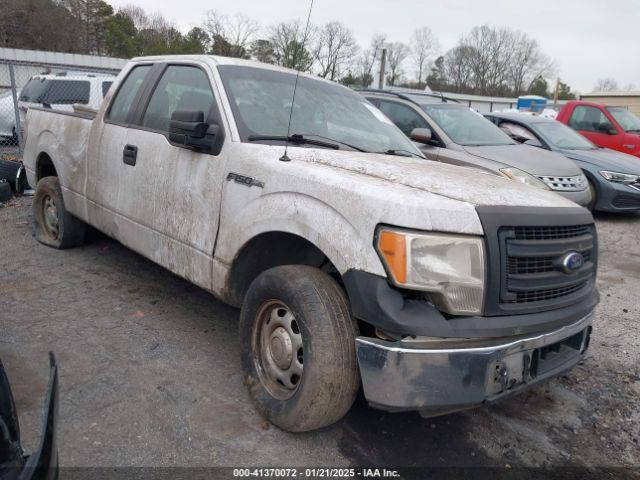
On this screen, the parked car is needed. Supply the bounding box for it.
[0,90,19,144]
[23,56,598,432]
[363,90,592,207]
[556,100,640,158]
[18,71,115,121]
[487,112,640,212]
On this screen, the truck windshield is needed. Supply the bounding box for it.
[606,106,640,133]
[422,104,515,146]
[534,121,596,150]
[217,65,422,156]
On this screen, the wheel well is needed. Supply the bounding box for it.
[36,153,57,181]
[226,232,341,307]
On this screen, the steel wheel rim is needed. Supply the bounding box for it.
[42,194,59,239]
[253,301,304,400]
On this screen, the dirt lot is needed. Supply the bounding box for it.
[1,196,639,474]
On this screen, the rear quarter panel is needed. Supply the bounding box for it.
[23,109,93,218]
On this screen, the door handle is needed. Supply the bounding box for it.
[123,144,138,166]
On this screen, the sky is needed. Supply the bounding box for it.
[108,0,640,93]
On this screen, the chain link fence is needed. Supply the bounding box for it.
[0,59,121,157]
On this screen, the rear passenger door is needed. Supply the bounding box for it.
[115,62,228,290]
[86,64,153,230]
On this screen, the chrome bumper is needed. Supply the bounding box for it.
[355,312,593,416]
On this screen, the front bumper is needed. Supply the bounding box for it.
[555,188,592,208]
[594,180,640,212]
[355,311,592,415]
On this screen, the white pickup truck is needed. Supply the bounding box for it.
[23,55,598,432]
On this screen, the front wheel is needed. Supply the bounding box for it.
[587,179,597,211]
[239,265,360,432]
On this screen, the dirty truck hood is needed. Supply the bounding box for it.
[303,150,574,208]
[463,144,581,177]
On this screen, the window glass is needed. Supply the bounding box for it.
[534,121,595,150]
[569,105,615,133]
[19,78,51,103]
[377,100,429,136]
[142,66,215,133]
[107,65,152,124]
[43,80,90,104]
[102,81,113,98]
[422,104,514,146]
[606,106,640,133]
[218,65,421,155]
[499,122,536,142]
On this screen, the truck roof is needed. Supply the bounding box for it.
[128,54,336,85]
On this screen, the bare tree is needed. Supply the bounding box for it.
[203,10,259,58]
[269,20,316,71]
[385,42,410,86]
[314,21,358,81]
[444,45,474,92]
[594,78,619,92]
[410,27,438,86]
[354,33,386,87]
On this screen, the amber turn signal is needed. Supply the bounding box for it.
[378,230,407,284]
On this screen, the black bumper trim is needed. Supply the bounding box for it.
[344,269,599,338]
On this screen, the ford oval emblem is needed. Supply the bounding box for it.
[562,252,584,273]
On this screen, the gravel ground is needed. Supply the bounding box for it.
[1,196,638,474]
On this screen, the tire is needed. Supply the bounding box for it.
[0,181,11,202]
[239,265,360,432]
[33,176,86,249]
[587,179,597,211]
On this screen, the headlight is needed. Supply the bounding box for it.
[499,167,550,190]
[599,170,639,185]
[376,228,485,315]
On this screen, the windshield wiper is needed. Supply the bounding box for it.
[380,149,423,158]
[296,134,369,152]
[248,134,339,150]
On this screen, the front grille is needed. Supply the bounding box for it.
[499,224,596,307]
[507,249,591,274]
[510,282,588,304]
[512,225,591,240]
[538,175,587,192]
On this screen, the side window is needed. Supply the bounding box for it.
[569,105,614,133]
[141,65,215,134]
[102,81,113,98]
[45,80,90,104]
[107,65,152,124]
[377,100,428,136]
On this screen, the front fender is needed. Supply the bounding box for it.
[215,191,385,277]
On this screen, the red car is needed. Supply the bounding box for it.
[557,100,640,158]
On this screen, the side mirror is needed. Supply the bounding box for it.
[169,109,217,151]
[410,127,433,145]
[596,123,617,135]
[524,138,544,149]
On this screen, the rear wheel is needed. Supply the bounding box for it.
[33,176,86,249]
[239,265,360,432]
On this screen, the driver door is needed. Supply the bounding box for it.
[116,62,228,290]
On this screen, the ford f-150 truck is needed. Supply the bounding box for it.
[557,100,640,158]
[22,55,598,432]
